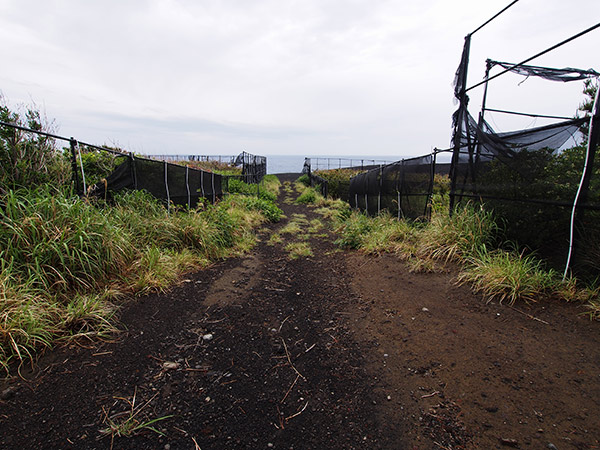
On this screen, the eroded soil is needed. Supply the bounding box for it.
[1,174,599,449]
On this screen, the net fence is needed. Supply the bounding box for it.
[348,155,435,219]
[89,154,223,208]
[92,150,267,208]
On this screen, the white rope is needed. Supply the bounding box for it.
[185,166,191,208]
[164,161,170,212]
[564,86,599,280]
[76,142,87,194]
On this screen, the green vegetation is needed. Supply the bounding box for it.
[296,187,317,204]
[0,99,283,372]
[0,97,70,193]
[313,168,362,199]
[225,174,280,204]
[334,195,598,310]
[100,388,172,446]
[285,242,313,259]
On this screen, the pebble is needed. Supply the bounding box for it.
[422,307,429,312]
[387,395,392,401]
[205,396,211,402]
[202,333,214,341]
[1,387,16,400]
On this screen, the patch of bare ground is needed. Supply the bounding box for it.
[345,253,600,449]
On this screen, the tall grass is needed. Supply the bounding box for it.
[0,183,281,372]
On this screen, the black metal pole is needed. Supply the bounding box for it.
[69,138,80,194]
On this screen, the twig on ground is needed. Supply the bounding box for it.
[281,338,306,381]
[304,343,316,353]
[281,374,300,403]
[278,316,290,333]
[507,305,550,325]
[421,391,440,399]
[285,401,309,421]
[277,405,285,429]
[192,436,201,449]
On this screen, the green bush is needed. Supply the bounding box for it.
[334,212,373,249]
[296,187,318,204]
[225,176,278,202]
[297,174,310,186]
[313,168,362,199]
[0,99,70,193]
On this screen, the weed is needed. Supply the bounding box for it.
[101,388,172,448]
[268,233,283,246]
[285,242,313,259]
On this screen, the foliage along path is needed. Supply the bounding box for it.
[2,175,600,449]
[0,176,402,449]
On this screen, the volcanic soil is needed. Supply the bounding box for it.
[1,174,599,449]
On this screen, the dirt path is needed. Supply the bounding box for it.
[1,176,600,449]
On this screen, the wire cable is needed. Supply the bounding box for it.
[467,22,600,92]
[470,0,520,36]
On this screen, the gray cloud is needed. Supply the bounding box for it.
[0,0,598,157]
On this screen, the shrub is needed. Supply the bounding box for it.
[297,174,310,186]
[334,212,373,249]
[0,97,70,193]
[313,168,362,199]
[296,187,318,204]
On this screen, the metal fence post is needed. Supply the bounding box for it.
[69,138,81,194]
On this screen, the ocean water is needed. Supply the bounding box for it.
[266,154,400,174]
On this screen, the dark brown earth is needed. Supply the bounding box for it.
[1,174,599,449]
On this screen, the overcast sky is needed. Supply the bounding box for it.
[0,0,598,158]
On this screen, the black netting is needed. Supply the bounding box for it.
[449,44,600,277]
[450,111,599,277]
[349,155,434,219]
[489,60,599,83]
[234,151,266,183]
[90,155,222,207]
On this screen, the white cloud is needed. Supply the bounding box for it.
[0,0,598,158]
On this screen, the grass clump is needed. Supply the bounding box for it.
[457,249,558,305]
[296,187,319,204]
[285,242,313,259]
[225,174,280,203]
[417,201,498,262]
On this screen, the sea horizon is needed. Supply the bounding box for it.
[265,153,403,174]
